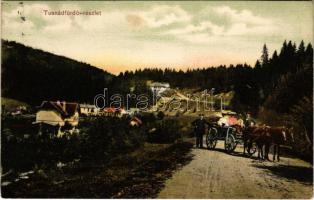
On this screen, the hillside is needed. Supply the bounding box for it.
[150,88,235,117]
[1,97,29,111]
[1,40,114,105]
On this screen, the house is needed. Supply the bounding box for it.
[102,107,118,116]
[101,107,128,117]
[79,104,100,116]
[118,108,128,116]
[2,104,27,116]
[149,82,170,95]
[34,101,79,137]
[126,108,140,116]
[130,116,142,127]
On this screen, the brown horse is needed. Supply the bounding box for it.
[243,125,294,161]
[243,124,279,160]
[250,126,272,160]
[243,125,269,159]
[265,127,294,161]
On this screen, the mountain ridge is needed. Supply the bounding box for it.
[1,40,114,105]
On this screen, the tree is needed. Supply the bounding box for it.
[272,50,278,61]
[305,43,313,64]
[255,60,261,69]
[261,44,269,66]
[298,40,305,55]
[279,40,287,57]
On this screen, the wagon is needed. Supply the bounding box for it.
[205,123,257,155]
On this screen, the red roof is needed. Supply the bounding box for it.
[103,107,117,113]
[131,117,142,125]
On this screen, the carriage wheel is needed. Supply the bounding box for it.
[206,127,218,149]
[247,142,257,156]
[225,134,236,153]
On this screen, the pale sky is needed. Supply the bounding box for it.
[2,1,313,74]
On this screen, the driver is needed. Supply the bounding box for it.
[245,113,256,127]
[192,114,210,148]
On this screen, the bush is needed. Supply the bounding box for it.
[1,116,146,171]
[289,96,313,161]
[156,111,165,120]
[147,118,182,144]
[73,117,146,162]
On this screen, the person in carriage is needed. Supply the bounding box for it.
[217,112,244,128]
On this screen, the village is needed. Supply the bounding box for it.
[2,80,237,140]
[2,70,313,197]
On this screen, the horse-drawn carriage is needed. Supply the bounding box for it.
[204,111,294,161]
[205,122,257,155]
[205,123,238,153]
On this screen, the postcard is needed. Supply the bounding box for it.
[1,0,313,198]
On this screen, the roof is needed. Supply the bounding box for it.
[38,101,79,117]
[221,110,237,115]
[103,107,117,113]
[80,104,96,109]
[150,82,170,88]
[131,116,142,125]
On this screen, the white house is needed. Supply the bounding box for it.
[34,101,79,137]
[79,104,100,116]
[149,82,170,95]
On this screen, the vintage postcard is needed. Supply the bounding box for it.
[1,0,313,198]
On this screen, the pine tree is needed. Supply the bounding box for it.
[305,43,313,65]
[298,40,306,57]
[272,50,279,60]
[255,60,262,69]
[287,41,296,55]
[295,41,306,71]
[280,40,287,54]
[261,44,269,66]
[293,42,297,52]
[305,43,313,55]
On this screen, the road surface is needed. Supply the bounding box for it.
[158,141,313,199]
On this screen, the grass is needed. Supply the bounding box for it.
[2,141,193,198]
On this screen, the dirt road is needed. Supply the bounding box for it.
[158,141,313,199]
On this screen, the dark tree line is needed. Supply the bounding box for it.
[2,39,312,114]
[116,41,313,113]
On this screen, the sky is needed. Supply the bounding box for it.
[1,1,313,74]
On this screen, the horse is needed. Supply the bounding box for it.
[265,126,294,161]
[251,126,272,160]
[243,125,271,160]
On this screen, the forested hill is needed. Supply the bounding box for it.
[1,40,113,105]
[116,40,313,113]
[1,39,313,114]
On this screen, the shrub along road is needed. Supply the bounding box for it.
[158,141,313,199]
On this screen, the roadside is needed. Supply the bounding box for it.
[158,141,313,199]
[1,142,193,198]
